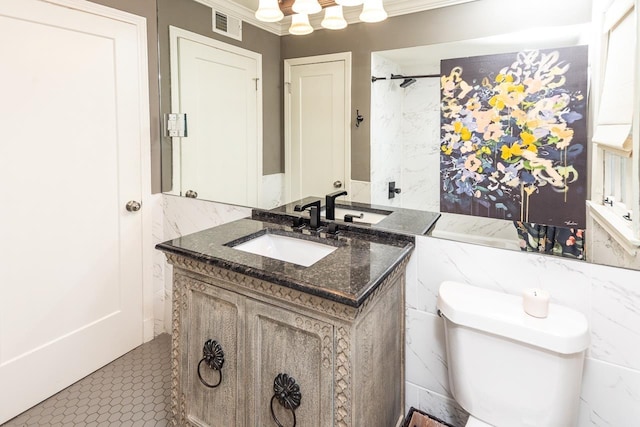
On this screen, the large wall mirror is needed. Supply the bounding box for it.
[158,0,640,271]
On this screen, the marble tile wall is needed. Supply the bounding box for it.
[400,77,438,212]
[152,194,251,335]
[260,173,285,209]
[371,55,403,207]
[407,235,640,426]
[349,180,371,204]
[586,213,640,270]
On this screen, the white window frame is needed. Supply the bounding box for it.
[589,0,640,253]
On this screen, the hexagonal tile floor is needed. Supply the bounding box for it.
[2,334,171,427]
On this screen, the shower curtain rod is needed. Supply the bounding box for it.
[371,73,439,82]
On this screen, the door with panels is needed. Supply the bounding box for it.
[0,0,148,422]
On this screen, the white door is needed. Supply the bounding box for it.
[285,53,351,201]
[0,0,147,422]
[171,27,261,206]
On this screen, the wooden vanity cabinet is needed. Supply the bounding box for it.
[167,254,407,427]
[178,282,245,426]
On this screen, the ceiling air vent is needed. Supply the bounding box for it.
[213,9,242,41]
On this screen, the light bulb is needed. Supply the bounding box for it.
[321,5,347,30]
[292,0,322,15]
[360,0,387,23]
[254,0,283,22]
[289,13,314,35]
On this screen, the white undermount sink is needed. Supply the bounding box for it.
[232,233,337,267]
[321,207,389,224]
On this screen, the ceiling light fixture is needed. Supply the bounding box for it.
[360,0,387,23]
[255,0,388,34]
[321,5,347,30]
[289,13,314,35]
[254,0,284,22]
[292,0,322,15]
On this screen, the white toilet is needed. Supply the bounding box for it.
[437,281,590,427]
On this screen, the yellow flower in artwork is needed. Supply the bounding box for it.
[441,145,453,155]
[512,109,527,126]
[489,95,505,110]
[520,131,536,146]
[526,119,540,129]
[454,121,463,133]
[460,127,472,141]
[495,73,514,83]
[501,142,523,160]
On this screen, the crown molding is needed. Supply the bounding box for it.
[195,0,477,36]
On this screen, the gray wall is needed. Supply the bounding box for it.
[86,0,593,190]
[157,0,283,191]
[281,0,593,181]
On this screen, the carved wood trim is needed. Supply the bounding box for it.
[170,279,183,425]
[165,252,409,427]
[335,326,352,427]
[165,253,409,321]
[165,254,359,321]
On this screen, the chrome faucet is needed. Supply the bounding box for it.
[294,199,322,229]
[325,190,348,220]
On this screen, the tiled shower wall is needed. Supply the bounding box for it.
[407,235,640,426]
[370,55,403,207]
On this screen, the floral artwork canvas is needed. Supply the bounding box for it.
[440,46,588,228]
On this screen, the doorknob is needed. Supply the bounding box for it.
[333,181,343,188]
[126,200,141,212]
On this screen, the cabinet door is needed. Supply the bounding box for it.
[180,277,245,426]
[246,299,334,427]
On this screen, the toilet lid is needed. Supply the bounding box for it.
[466,415,493,427]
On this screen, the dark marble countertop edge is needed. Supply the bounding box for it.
[156,241,414,308]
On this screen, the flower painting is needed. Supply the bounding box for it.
[440,46,588,228]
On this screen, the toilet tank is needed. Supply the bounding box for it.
[437,281,589,427]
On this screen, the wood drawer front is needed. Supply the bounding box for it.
[183,283,245,427]
[246,298,334,427]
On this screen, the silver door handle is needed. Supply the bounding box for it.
[185,190,198,198]
[333,181,342,188]
[126,200,141,212]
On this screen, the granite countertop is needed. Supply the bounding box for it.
[265,197,441,236]
[156,218,414,308]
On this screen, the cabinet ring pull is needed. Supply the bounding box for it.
[270,373,301,427]
[197,339,224,388]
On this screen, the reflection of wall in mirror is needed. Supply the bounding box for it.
[371,52,517,248]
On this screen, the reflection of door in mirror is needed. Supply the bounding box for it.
[285,53,351,202]
[169,27,261,206]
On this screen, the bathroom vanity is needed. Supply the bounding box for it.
[157,218,414,427]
